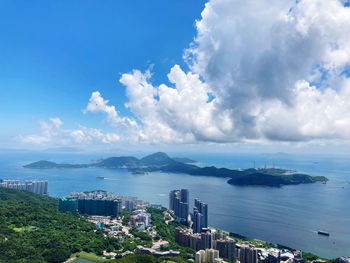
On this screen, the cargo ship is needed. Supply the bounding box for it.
[96,176,105,179]
[318,230,330,236]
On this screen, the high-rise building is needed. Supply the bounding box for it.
[201,231,213,250]
[200,203,208,228]
[59,197,78,215]
[238,244,258,263]
[190,233,202,251]
[0,179,48,195]
[125,200,135,211]
[193,199,208,233]
[227,239,236,262]
[169,190,178,211]
[196,250,206,263]
[206,249,220,263]
[181,189,189,203]
[211,234,236,262]
[175,226,236,261]
[169,189,189,222]
[215,239,228,259]
[75,198,119,217]
[193,209,203,233]
[25,180,48,194]
[196,249,221,263]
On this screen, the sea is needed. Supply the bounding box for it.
[0,150,349,259]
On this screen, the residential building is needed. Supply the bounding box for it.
[193,199,208,233]
[125,200,135,211]
[76,198,119,217]
[176,226,236,262]
[201,231,213,249]
[169,189,189,222]
[238,243,258,263]
[196,249,221,263]
[0,179,48,195]
[130,210,151,227]
[59,197,78,215]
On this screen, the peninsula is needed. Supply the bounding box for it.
[23,152,327,187]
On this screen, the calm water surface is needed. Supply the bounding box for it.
[1,151,349,258]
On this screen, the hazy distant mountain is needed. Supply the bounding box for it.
[44,147,83,153]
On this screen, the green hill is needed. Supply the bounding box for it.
[0,188,120,263]
[139,152,176,166]
[23,160,88,169]
[94,156,140,168]
[23,152,327,187]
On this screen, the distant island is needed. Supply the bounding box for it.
[23,152,328,187]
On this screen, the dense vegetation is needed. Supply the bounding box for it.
[0,188,121,263]
[129,227,152,242]
[226,172,327,187]
[121,210,132,226]
[24,152,327,187]
[23,160,88,169]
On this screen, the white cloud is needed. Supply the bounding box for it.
[19,0,350,147]
[113,0,350,144]
[84,91,139,130]
[19,118,120,146]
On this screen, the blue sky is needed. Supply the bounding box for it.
[0,0,206,144]
[1,0,350,153]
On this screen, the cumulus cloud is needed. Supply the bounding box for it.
[180,0,350,142]
[111,0,350,143]
[20,0,350,146]
[84,91,139,130]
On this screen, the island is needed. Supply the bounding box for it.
[23,152,328,187]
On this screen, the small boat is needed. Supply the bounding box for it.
[96,176,105,179]
[318,231,330,236]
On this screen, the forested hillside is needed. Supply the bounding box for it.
[0,188,120,263]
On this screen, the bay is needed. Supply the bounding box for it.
[0,151,349,259]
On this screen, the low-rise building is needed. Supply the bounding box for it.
[152,240,170,251]
[136,246,180,258]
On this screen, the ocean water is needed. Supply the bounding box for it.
[0,150,349,258]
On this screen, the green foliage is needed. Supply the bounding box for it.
[23,160,88,169]
[147,208,195,259]
[0,188,121,263]
[302,252,329,261]
[147,208,185,244]
[121,210,132,226]
[129,227,152,241]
